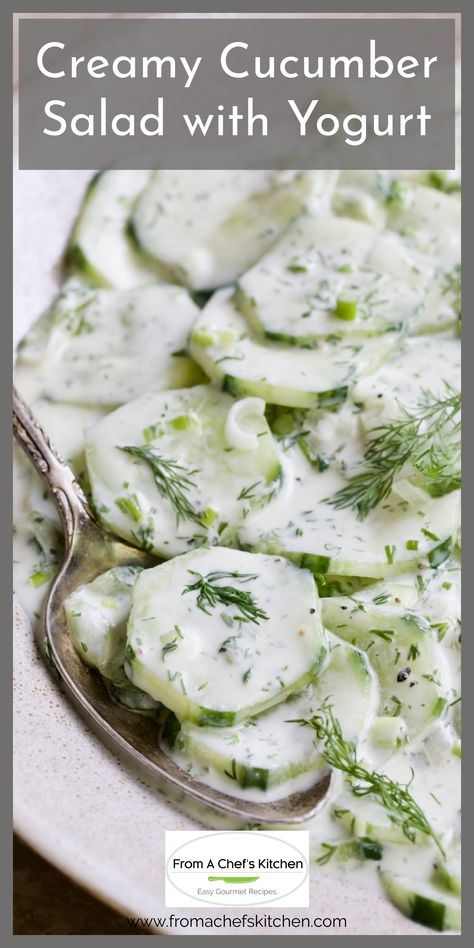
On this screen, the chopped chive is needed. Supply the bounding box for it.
[30,570,54,587]
[335,298,358,321]
[287,262,308,273]
[385,545,396,565]
[115,494,142,523]
[421,527,439,542]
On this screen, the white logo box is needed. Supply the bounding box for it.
[165,830,309,908]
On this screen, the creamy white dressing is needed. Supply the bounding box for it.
[239,445,459,577]
[13,168,461,930]
[238,215,425,340]
[85,385,281,557]
[126,547,326,722]
[15,279,203,407]
[132,170,318,289]
[190,286,400,408]
[68,169,157,288]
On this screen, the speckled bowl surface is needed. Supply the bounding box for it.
[13,168,427,936]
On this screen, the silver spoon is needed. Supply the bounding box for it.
[13,386,331,825]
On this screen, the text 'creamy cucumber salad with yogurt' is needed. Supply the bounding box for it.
[13,165,461,933]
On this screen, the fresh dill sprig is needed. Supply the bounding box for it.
[326,384,461,519]
[293,703,445,856]
[120,444,202,525]
[182,570,269,625]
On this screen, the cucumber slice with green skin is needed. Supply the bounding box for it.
[369,715,407,747]
[331,177,460,334]
[13,397,105,476]
[379,869,461,932]
[274,335,460,490]
[27,278,204,408]
[265,334,460,489]
[332,804,422,846]
[64,566,160,711]
[333,174,460,258]
[237,215,422,344]
[322,569,458,618]
[131,170,314,291]
[433,855,461,896]
[86,385,282,558]
[350,334,460,426]
[385,184,461,266]
[65,566,141,681]
[189,288,400,410]
[163,639,374,789]
[355,232,460,335]
[238,443,459,579]
[321,599,449,734]
[106,678,161,713]
[65,170,159,289]
[411,565,461,648]
[126,547,327,727]
[352,580,419,610]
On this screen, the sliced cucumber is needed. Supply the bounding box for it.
[379,869,461,932]
[322,599,449,733]
[350,334,460,424]
[238,215,421,343]
[351,579,419,610]
[410,565,461,648]
[162,695,328,791]
[433,851,461,896]
[106,678,161,713]
[331,171,389,227]
[126,547,327,726]
[86,385,282,558]
[333,173,460,259]
[239,443,460,579]
[10,387,105,478]
[331,176,460,334]
[189,288,400,410]
[65,170,159,288]
[284,335,460,485]
[65,566,161,712]
[332,804,415,846]
[385,184,461,266]
[420,170,461,195]
[65,566,141,681]
[131,170,313,290]
[15,306,55,367]
[369,715,407,747]
[163,638,374,789]
[27,278,203,407]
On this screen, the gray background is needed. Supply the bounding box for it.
[18,16,454,170]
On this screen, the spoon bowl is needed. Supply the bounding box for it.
[13,386,331,824]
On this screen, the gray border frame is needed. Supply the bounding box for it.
[3,2,469,945]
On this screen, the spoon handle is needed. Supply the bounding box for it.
[13,386,92,545]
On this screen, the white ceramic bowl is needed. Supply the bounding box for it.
[13,168,426,936]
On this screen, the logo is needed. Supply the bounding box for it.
[165,830,309,907]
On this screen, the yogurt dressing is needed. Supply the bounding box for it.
[13,167,461,928]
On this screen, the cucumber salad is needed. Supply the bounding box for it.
[14,166,461,932]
